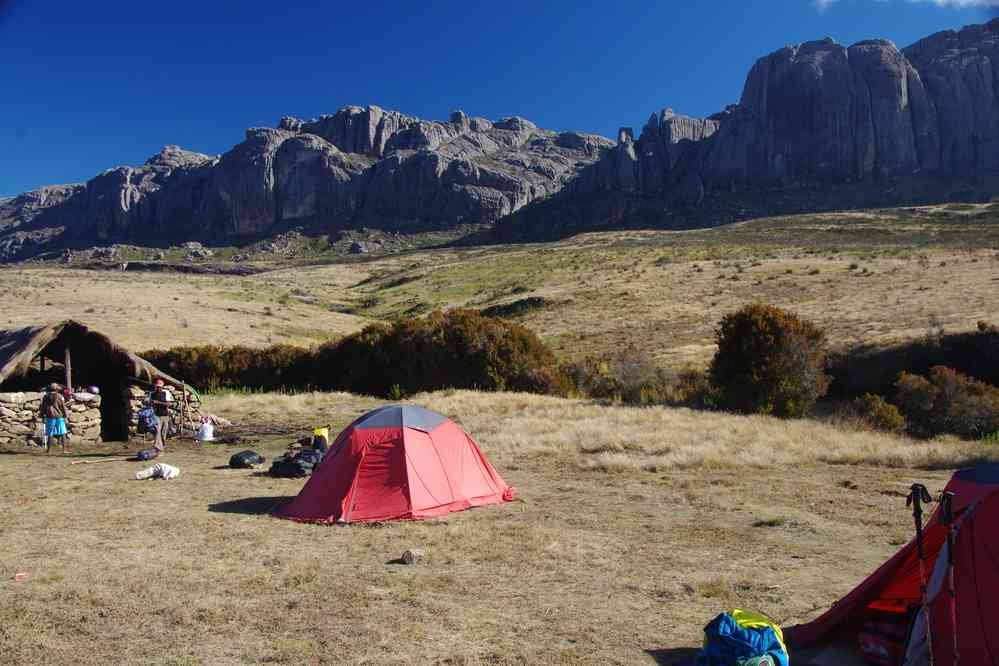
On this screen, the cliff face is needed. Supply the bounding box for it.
[553,19,999,227]
[7,19,999,260]
[0,107,610,260]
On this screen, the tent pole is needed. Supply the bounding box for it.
[64,346,72,391]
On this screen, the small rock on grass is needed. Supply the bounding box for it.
[401,548,425,565]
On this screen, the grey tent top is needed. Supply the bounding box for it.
[353,405,449,433]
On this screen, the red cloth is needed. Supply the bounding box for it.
[273,413,514,524]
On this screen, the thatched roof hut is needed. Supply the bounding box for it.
[0,320,184,389]
[0,321,195,443]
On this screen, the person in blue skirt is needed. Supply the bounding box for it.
[39,383,69,454]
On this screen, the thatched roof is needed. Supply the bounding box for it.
[0,320,186,389]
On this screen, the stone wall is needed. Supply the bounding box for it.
[124,384,202,437]
[0,391,102,447]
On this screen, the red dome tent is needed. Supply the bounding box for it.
[273,405,515,524]
[787,464,999,665]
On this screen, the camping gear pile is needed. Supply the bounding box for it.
[786,464,999,666]
[697,609,788,666]
[268,427,330,478]
[273,405,515,524]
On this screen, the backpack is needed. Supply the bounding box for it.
[229,450,265,468]
[136,447,160,461]
[858,614,909,666]
[268,451,321,478]
[137,407,159,434]
[295,448,323,467]
[268,455,306,478]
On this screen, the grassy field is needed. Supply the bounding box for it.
[1,390,994,665]
[2,203,999,365]
[2,205,999,663]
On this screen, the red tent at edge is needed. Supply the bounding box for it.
[273,404,515,524]
[785,464,999,665]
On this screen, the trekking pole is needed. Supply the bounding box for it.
[939,491,959,666]
[908,483,935,666]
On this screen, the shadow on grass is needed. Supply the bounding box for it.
[208,496,292,515]
[0,449,140,459]
[645,648,697,665]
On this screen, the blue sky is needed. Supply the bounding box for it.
[2,0,999,195]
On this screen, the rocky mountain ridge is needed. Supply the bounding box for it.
[7,19,999,260]
[502,19,999,236]
[0,107,611,260]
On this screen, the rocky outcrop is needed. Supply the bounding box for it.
[518,18,999,235]
[0,108,610,259]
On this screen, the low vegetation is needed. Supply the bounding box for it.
[829,321,999,397]
[709,304,829,417]
[894,366,999,439]
[145,309,565,397]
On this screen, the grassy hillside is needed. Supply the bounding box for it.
[2,390,990,665]
[2,203,998,365]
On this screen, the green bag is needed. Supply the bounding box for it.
[736,657,775,666]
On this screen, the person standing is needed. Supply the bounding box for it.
[149,378,174,451]
[40,383,69,454]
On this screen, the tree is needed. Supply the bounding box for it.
[709,303,829,417]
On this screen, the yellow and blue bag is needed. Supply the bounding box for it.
[697,608,788,666]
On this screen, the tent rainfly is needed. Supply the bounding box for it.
[274,404,515,524]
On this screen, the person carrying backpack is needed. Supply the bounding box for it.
[148,378,174,451]
[39,383,69,454]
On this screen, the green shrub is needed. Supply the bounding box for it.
[143,309,565,397]
[709,303,829,417]
[894,366,999,439]
[314,309,567,397]
[141,344,313,392]
[852,393,906,433]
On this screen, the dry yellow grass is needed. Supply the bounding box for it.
[4,205,998,367]
[207,390,997,471]
[1,391,986,664]
[0,267,368,350]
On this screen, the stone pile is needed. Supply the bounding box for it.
[0,391,102,447]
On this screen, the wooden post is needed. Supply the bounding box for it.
[64,346,72,391]
[184,387,191,441]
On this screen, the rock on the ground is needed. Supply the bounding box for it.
[401,548,425,565]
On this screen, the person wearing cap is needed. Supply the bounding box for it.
[148,378,174,451]
[39,383,69,454]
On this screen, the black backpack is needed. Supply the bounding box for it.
[229,450,265,468]
[295,449,323,467]
[268,455,309,478]
[135,447,159,461]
